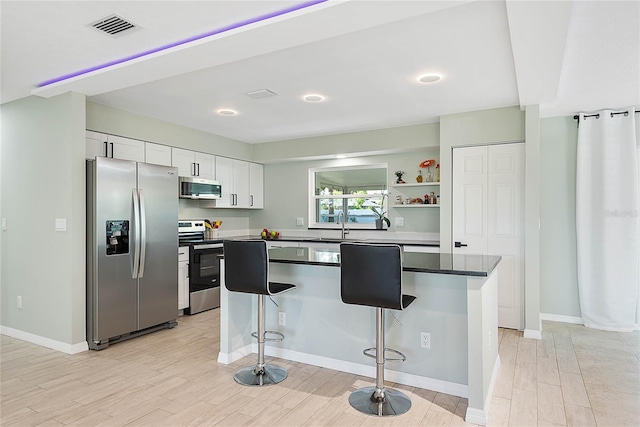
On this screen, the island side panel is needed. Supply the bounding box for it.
[465,267,500,426]
[264,263,470,395]
[218,260,256,363]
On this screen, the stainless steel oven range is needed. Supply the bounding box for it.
[178,220,222,315]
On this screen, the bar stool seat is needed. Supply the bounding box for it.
[223,239,296,386]
[340,242,416,417]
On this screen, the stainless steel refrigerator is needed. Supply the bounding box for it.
[87,157,179,350]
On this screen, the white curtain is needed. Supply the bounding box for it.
[576,109,639,332]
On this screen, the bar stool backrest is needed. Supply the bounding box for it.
[340,242,403,310]
[223,240,269,295]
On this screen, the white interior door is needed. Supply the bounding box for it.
[454,143,525,330]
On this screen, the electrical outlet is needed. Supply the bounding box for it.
[395,217,404,227]
[1,218,6,231]
[420,332,431,349]
[279,312,286,326]
[296,217,304,226]
[17,296,22,309]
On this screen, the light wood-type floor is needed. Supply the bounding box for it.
[1,310,638,426]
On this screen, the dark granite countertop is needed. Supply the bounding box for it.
[183,235,439,247]
[267,247,501,277]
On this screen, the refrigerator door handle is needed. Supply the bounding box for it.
[138,189,147,278]
[132,189,141,279]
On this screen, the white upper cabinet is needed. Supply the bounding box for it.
[145,142,172,166]
[233,159,250,208]
[107,135,145,162]
[85,132,144,162]
[86,131,107,159]
[195,152,215,180]
[214,156,234,207]
[249,162,264,209]
[171,147,215,179]
[215,158,262,209]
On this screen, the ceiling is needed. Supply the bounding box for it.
[1,1,638,144]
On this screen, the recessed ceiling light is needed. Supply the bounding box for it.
[216,109,238,116]
[336,154,347,159]
[303,94,325,102]
[417,74,442,84]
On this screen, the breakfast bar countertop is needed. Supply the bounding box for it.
[267,246,501,277]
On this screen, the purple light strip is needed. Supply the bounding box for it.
[38,0,328,87]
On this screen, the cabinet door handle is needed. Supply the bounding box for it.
[109,143,114,158]
[191,163,196,176]
[234,194,238,206]
[250,195,254,207]
[103,141,108,157]
[186,263,189,278]
[196,163,200,176]
[454,241,468,248]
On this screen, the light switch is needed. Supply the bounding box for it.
[296,217,304,226]
[1,218,6,231]
[55,218,67,232]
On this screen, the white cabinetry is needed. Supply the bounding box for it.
[215,157,263,209]
[178,247,189,311]
[145,142,172,166]
[249,162,264,209]
[171,147,215,179]
[85,131,144,162]
[215,157,248,208]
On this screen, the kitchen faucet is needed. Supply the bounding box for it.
[337,211,349,239]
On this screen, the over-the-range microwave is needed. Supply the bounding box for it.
[179,177,222,200]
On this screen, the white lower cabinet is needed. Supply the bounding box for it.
[403,245,440,254]
[178,247,189,311]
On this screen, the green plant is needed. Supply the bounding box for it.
[368,195,391,227]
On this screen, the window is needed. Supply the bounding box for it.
[308,164,388,229]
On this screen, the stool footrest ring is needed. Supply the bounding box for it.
[251,330,285,342]
[363,347,407,362]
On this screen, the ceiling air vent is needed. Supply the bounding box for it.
[245,89,278,99]
[91,15,137,36]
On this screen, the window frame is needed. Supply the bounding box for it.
[307,163,388,230]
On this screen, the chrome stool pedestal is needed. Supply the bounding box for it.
[233,295,287,386]
[348,307,411,416]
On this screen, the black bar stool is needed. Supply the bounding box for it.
[340,242,416,416]
[223,239,296,386]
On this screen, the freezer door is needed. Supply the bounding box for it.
[90,157,139,342]
[137,162,179,329]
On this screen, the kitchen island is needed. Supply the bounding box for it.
[218,246,501,425]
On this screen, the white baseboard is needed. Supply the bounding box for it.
[523,329,542,340]
[264,346,468,398]
[218,344,468,398]
[0,326,88,354]
[466,407,488,426]
[217,344,253,364]
[540,313,584,325]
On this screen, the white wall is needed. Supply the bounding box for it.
[1,93,86,348]
[539,116,580,318]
